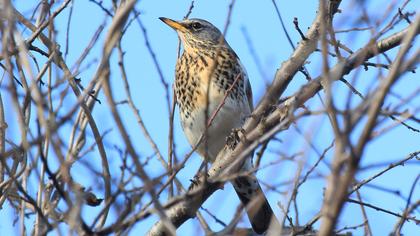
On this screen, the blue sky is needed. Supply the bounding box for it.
[2,0,419,235]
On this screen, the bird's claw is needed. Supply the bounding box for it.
[226,128,245,149]
[189,175,201,188]
[189,173,209,190]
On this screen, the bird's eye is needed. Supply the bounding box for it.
[191,22,202,30]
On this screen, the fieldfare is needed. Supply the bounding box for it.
[160,17,274,234]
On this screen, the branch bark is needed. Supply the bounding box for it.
[318,14,420,235]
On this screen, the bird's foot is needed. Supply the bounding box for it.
[188,173,210,190]
[226,128,246,149]
[189,175,201,190]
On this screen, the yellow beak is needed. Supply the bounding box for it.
[159,17,187,32]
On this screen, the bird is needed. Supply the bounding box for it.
[160,17,274,234]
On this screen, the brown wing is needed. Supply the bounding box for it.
[237,59,253,112]
[245,77,253,111]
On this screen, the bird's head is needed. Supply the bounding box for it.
[160,17,226,52]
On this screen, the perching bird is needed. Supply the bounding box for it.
[160,17,274,234]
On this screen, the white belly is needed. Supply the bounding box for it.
[180,92,250,162]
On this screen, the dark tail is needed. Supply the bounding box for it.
[232,175,274,234]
